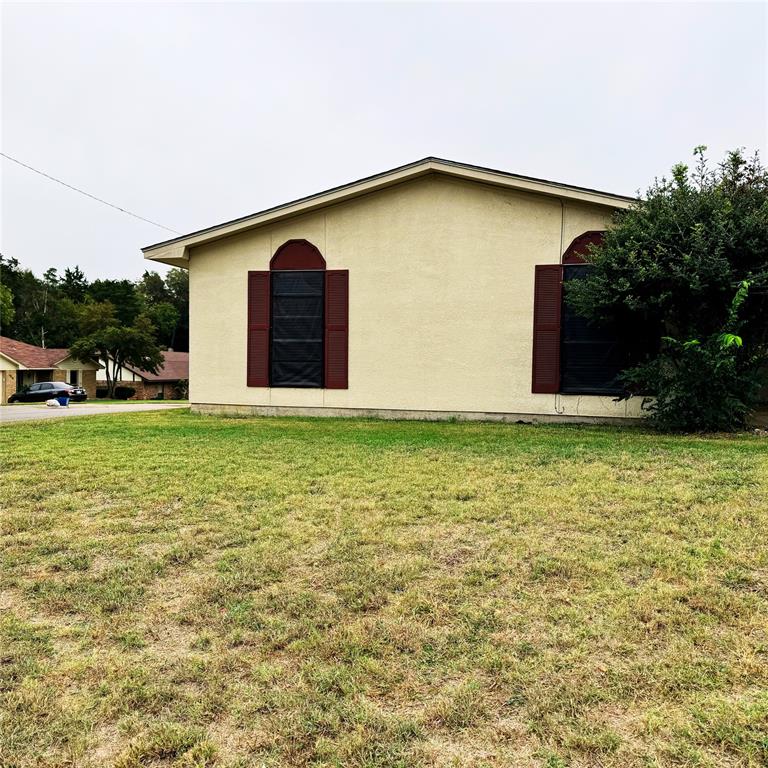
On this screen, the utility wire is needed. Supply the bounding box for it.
[1,152,181,235]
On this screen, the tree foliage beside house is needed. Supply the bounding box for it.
[567,147,768,431]
[70,304,165,398]
[0,257,189,352]
[0,283,15,328]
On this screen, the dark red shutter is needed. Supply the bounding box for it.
[325,270,348,389]
[531,265,562,393]
[247,271,270,387]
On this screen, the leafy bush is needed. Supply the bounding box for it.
[114,386,136,400]
[174,379,189,400]
[96,387,109,399]
[567,148,768,432]
[628,283,764,431]
[629,338,763,432]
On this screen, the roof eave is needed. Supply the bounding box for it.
[143,243,190,268]
[0,352,60,370]
[143,158,637,267]
[0,351,23,368]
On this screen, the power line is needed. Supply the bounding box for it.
[0,151,181,235]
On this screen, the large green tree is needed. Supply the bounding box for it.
[70,306,164,398]
[87,279,141,326]
[137,270,181,349]
[0,283,15,329]
[567,147,768,431]
[1,257,189,353]
[0,257,77,348]
[136,270,170,305]
[60,266,88,303]
[164,268,189,351]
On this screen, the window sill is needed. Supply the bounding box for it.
[559,389,624,397]
[269,384,324,389]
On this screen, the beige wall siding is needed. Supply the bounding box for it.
[96,358,141,382]
[0,353,18,371]
[189,175,642,419]
[56,355,100,372]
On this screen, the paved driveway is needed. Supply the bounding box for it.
[0,402,189,424]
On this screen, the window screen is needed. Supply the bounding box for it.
[270,271,324,387]
[560,265,626,395]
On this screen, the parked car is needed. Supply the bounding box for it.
[8,381,88,403]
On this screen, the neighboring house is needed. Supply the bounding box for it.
[142,157,643,423]
[96,351,189,400]
[0,336,100,404]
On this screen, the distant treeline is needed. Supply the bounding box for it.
[0,255,189,352]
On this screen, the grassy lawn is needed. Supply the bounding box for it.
[1,411,767,767]
[91,400,190,405]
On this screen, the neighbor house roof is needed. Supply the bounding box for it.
[124,351,189,383]
[0,336,70,369]
[143,157,638,267]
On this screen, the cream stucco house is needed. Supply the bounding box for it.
[143,158,643,423]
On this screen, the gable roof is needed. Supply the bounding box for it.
[123,351,189,383]
[0,336,70,369]
[142,157,637,267]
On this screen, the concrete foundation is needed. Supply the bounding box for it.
[191,402,642,426]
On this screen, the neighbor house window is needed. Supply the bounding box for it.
[247,240,349,389]
[68,370,80,386]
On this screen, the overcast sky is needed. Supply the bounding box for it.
[2,1,766,281]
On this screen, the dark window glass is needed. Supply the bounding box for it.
[29,383,41,392]
[40,383,54,391]
[270,270,324,387]
[560,265,626,395]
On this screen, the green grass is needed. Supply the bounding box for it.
[91,400,190,405]
[1,411,767,767]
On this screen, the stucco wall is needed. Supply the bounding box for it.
[188,175,643,420]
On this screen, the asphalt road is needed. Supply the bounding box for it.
[0,402,189,424]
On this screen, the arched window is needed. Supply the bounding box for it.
[560,246,624,394]
[270,242,326,387]
[562,230,605,264]
[270,239,326,271]
[247,241,348,389]
[533,231,627,395]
